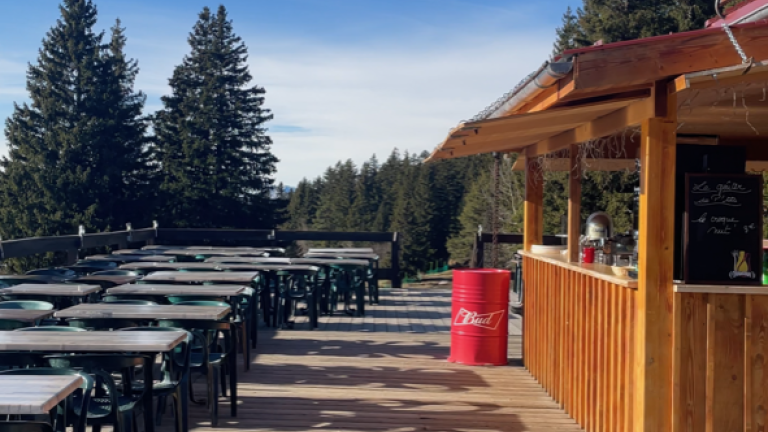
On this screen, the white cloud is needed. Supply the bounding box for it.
[248,36,552,185]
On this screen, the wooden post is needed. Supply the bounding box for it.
[524,147,544,251]
[634,85,676,432]
[65,249,79,266]
[568,143,582,262]
[471,234,485,268]
[391,232,401,288]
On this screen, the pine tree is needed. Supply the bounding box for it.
[0,0,148,241]
[390,163,435,276]
[447,170,492,265]
[313,160,357,235]
[154,5,276,229]
[552,7,583,56]
[349,160,380,232]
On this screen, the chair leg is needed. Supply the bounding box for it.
[220,363,227,397]
[188,376,204,405]
[242,324,249,371]
[155,396,165,426]
[210,366,219,427]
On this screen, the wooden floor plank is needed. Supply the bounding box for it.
[153,287,582,432]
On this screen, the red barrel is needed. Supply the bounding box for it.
[449,269,510,366]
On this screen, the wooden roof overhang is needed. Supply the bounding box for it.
[426,20,768,163]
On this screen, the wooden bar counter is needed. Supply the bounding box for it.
[520,250,637,432]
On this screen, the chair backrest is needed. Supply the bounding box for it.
[174,300,229,307]
[92,270,140,276]
[0,422,53,432]
[15,326,87,332]
[66,318,141,330]
[0,368,93,432]
[0,300,54,310]
[100,299,158,305]
[26,268,77,278]
[119,327,192,381]
[167,295,227,304]
[0,320,29,330]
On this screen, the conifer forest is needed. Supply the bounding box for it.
[0,0,748,275]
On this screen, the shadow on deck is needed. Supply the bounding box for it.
[161,288,582,432]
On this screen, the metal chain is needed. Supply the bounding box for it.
[715,0,751,65]
[491,153,501,268]
[722,23,750,64]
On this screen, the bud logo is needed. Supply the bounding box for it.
[453,308,505,330]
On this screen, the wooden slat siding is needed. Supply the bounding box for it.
[706,294,745,432]
[596,279,604,432]
[625,288,636,432]
[617,286,627,432]
[673,293,707,432]
[609,282,618,432]
[750,296,768,432]
[522,256,639,432]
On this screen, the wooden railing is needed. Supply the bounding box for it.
[523,254,637,432]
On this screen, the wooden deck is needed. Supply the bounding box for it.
[161,287,583,432]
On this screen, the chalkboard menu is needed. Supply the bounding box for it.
[684,174,763,285]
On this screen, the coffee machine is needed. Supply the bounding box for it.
[582,212,613,263]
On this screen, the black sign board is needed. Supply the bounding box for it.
[684,174,763,285]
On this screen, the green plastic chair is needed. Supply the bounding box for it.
[0,368,93,432]
[0,300,54,310]
[67,318,142,331]
[0,320,31,330]
[0,352,45,369]
[119,327,191,432]
[157,311,235,427]
[15,326,87,332]
[100,299,158,306]
[26,268,78,279]
[45,354,148,432]
[91,270,140,276]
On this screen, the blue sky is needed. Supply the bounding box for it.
[0,0,579,185]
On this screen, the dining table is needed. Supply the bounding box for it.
[0,375,83,415]
[0,309,56,326]
[0,283,101,308]
[106,283,247,298]
[0,330,186,432]
[54,303,231,321]
[140,271,259,284]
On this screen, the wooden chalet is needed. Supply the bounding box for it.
[427,13,768,432]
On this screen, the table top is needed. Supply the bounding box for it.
[86,254,175,262]
[0,310,55,322]
[141,271,259,283]
[0,284,101,296]
[291,258,371,267]
[218,264,319,272]
[204,257,292,264]
[71,275,138,285]
[159,249,268,257]
[107,283,246,297]
[120,262,221,271]
[307,248,375,254]
[0,375,84,415]
[304,252,379,260]
[55,303,230,321]
[0,330,186,352]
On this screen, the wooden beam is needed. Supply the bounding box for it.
[514,76,576,114]
[635,90,676,432]
[523,147,544,251]
[533,97,654,156]
[567,143,581,262]
[674,61,768,92]
[574,24,768,91]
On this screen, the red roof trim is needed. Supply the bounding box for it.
[562,19,768,57]
[706,0,767,26]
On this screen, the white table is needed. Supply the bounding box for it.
[0,375,83,415]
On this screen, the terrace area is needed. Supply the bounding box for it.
[162,288,578,432]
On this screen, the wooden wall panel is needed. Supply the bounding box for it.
[748,296,768,432]
[706,294,745,432]
[673,292,707,432]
